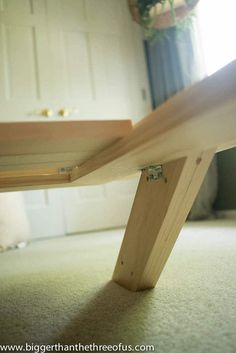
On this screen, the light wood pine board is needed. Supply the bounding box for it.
[0,120,132,190]
[71,60,236,185]
[1,60,236,191]
[113,150,215,291]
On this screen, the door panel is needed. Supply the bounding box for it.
[86,0,124,35]
[91,33,131,102]
[23,189,65,239]
[1,0,33,15]
[0,0,52,121]
[2,24,39,99]
[63,176,140,234]
[60,0,87,28]
[45,0,148,120]
[62,31,94,101]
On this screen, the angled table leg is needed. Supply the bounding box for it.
[113,150,215,291]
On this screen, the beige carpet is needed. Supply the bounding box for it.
[0,219,236,352]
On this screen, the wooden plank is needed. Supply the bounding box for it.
[0,120,133,145]
[0,120,132,189]
[0,120,132,156]
[113,150,215,291]
[71,60,236,185]
[1,61,236,191]
[0,152,95,168]
[0,173,70,189]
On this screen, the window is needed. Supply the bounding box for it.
[198,0,236,75]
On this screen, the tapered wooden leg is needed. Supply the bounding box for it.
[113,150,215,291]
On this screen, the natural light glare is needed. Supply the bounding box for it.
[198,0,236,75]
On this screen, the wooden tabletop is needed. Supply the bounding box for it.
[0,120,132,190]
[1,60,236,192]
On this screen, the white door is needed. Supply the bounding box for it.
[44,0,151,120]
[0,0,150,121]
[0,0,55,121]
[49,0,151,233]
[0,0,151,236]
[62,177,140,234]
[0,0,66,238]
[23,189,65,239]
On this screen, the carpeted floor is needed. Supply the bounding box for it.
[0,219,236,352]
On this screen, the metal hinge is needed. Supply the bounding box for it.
[58,165,79,175]
[58,166,74,174]
[142,165,163,182]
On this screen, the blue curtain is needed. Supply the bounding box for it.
[144,26,218,219]
[144,26,201,108]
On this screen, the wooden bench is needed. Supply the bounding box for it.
[1,60,236,291]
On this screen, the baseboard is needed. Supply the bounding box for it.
[216,209,236,219]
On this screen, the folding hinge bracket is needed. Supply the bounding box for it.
[142,165,164,182]
[58,166,74,174]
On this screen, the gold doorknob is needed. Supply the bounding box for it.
[41,109,53,117]
[58,108,70,118]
